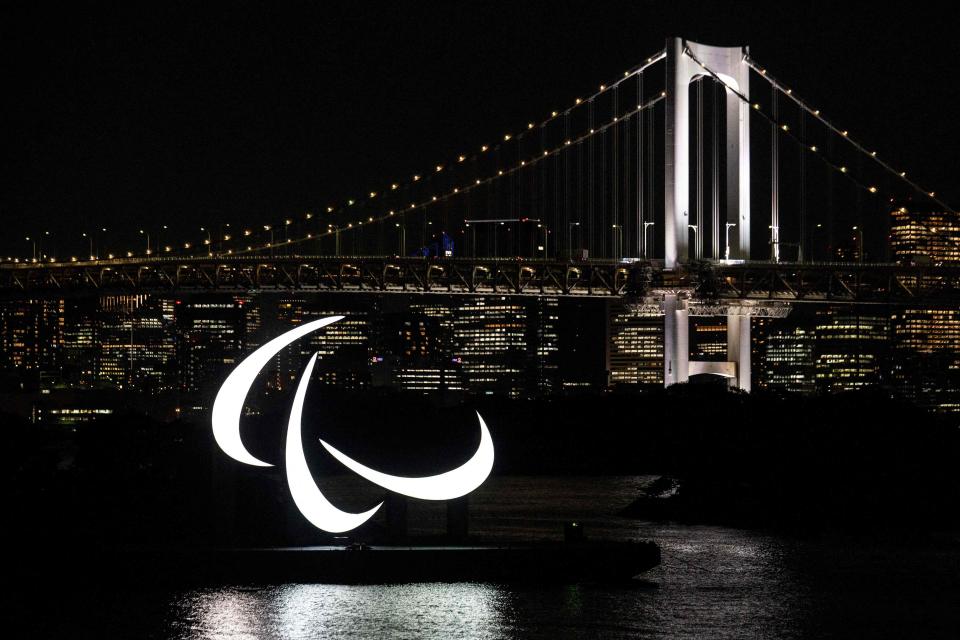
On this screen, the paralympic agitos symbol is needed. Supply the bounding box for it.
[211,316,495,532]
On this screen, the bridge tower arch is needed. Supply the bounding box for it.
[664,37,751,268]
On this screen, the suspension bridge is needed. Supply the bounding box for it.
[4,38,959,389]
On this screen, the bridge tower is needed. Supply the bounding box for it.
[664,37,751,268]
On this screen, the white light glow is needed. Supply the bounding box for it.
[287,353,383,532]
[211,314,496,533]
[319,413,494,501]
[211,315,344,467]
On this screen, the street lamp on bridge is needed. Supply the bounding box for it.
[724,222,737,261]
[395,223,406,256]
[642,221,655,259]
[687,224,699,261]
[612,224,623,262]
[568,222,581,260]
[852,226,864,264]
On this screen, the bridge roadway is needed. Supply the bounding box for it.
[1,255,959,304]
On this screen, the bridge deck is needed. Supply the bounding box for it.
[2,256,959,303]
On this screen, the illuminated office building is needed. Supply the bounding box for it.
[452,296,533,398]
[274,297,374,391]
[890,308,960,412]
[890,207,960,264]
[690,317,727,361]
[98,295,175,392]
[607,302,663,386]
[888,206,960,411]
[380,308,462,394]
[534,297,560,395]
[175,297,246,407]
[763,326,816,395]
[60,299,99,387]
[0,298,62,376]
[814,308,889,393]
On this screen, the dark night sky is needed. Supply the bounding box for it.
[2,2,957,257]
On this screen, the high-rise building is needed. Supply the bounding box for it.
[888,206,960,411]
[61,298,98,388]
[558,299,608,392]
[890,207,960,265]
[607,302,662,386]
[274,296,374,391]
[452,296,532,398]
[98,295,175,392]
[814,308,889,393]
[763,326,816,395]
[0,298,62,380]
[890,308,960,413]
[175,297,246,411]
[690,317,727,361]
[533,297,560,395]
[378,307,461,394]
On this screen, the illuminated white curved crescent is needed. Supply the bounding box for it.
[211,314,496,533]
[319,413,494,500]
[286,352,383,532]
[211,315,344,467]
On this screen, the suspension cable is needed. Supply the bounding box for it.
[744,54,956,215]
[682,47,960,252]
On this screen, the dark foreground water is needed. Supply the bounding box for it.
[16,476,960,638]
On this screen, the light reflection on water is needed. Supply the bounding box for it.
[19,477,960,639]
[175,583,510,640]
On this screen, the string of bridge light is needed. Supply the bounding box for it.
[684,47,960,249]
[227,93,667,257]
[9,50,667,265]
[209,50,667,258]
[743,54,956,216]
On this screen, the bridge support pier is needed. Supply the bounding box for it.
[663,293,689,385]
[726,311,751,392]
[658,294,790,391]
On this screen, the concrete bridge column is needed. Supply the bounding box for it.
[726,311,751,392]
[663,293,689,385]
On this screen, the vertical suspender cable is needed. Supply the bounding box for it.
[565,111,571,259]
[696,79,704,261]
[637,70,645,257]
[771,86,780,262]
[585,98,597,253]
[623,90,631,257]
[799,109,806,262]
[712,81,720,260]
[613,86,620,260]
[647,92,655,258]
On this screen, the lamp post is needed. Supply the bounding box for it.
[536,223,548,259]
[724,222,737,260]
[567,222,581,259]
[263,225,274,257]
[327,225,341,255]
[687,224,699,261]
[83,233,94,260]
[140,229,151,256]
[612,224,623,262]
[466,222,475,257]
[642,221,655,259]
[852,226,863,264]
[395,223,406,256]
[40,230,52,261]
[25,237,36,262]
